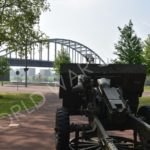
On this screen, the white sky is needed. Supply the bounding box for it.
[40,0,150,62]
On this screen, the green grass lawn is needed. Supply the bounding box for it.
[139,86,150,106]
[0,93,43,117]
[139,97,150,106]
[144,86,150,92]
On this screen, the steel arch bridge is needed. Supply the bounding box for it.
[0,38,105,67]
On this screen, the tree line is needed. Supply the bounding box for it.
[114,20,150,75]
[55,20,150,75]
[0,0,50,85]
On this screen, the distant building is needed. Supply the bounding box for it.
[28,68,35,76]
[40,69,51,77]
[10,67,53,83]
[19,68,25,76]
[10,69,16,77]
[10,69,20,81]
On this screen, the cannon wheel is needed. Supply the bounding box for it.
[69,135,143,150]
[137,105,150,150]
[138,105,150,124]
[55,107,70,150]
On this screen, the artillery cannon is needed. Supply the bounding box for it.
[55,63,150,150]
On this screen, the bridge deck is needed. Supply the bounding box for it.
[8,58,54,67]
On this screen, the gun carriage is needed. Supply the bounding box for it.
[55,63,150,150]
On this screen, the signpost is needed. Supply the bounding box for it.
[24,67,29,87]
[24,44,28,87]
[16,70,20,91]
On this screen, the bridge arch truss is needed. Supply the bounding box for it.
[0,38,105,67]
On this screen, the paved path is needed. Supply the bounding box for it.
[143,91,150,97]
[0,85,60,150]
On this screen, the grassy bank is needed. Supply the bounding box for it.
[144,86,150,92]
[139,97,150,106]
[0,93,43,116]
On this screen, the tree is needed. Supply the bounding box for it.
[54,48,70,74]
[0,56,10,86]
[114,20,143,64]
[143,35,150,74]
[0,0,50,55]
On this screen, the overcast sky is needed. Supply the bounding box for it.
[40,0,150,62]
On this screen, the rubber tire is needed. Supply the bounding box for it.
[137,105,150,124]
[137,105,150,149]
[55,107,70,150]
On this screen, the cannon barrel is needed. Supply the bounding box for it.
[56,63,150,150]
